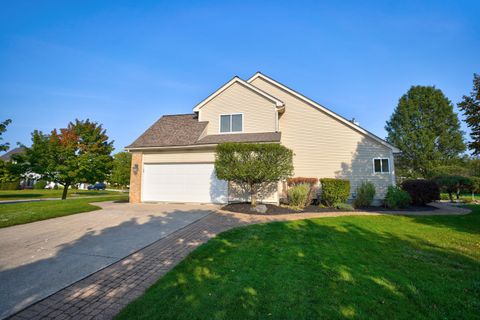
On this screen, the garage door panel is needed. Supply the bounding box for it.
[142,163,227,203]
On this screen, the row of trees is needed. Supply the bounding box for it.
[0,119,131,199]
[385,73,479,195]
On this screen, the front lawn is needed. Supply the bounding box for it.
[117,205,480,319]
[0,189,124,201]
[0,195,128,228]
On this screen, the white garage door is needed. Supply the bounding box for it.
[142,163,228,203]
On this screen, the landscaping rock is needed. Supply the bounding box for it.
[253,204,268,214]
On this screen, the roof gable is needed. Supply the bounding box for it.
[247,72,400,153]
[192,76,284,112]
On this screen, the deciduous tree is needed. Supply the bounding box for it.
[24,119,114,199]
[215,143,294,206]
[108,152,131,189]
[0,119,12,152]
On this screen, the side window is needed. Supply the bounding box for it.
[220,115,231,133]
[219,114,243,133]
[374,158,390,173]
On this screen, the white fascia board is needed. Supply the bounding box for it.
[247,72,401,153]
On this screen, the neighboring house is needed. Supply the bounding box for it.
[126,72,400,204]
[0,147,40,188]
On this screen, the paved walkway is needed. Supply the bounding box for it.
[8,202,471,320]
[1,202,214,319]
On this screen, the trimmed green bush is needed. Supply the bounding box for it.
[34,180,47,190]
[333,203,355,211]
[353,182,376,208]
[287,184,310,208]
[0,181,20,190]
[433,175,471,202]
[401,179,440,205]
[384,186,411,209]
[320,178,350,207]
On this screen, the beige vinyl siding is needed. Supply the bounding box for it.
[199,82,277,135]
[250,77,395,199]
[143,149,216,163]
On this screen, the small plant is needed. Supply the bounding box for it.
[333,202,354,211]
[34,180,47,190]
[287,177,318,205]
[320,178,350,207]
[287,183,310,208]
[384,186,411,209]
[353,181,376,208]
[401,179,440,205]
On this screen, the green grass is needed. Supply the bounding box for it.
[441,193,480,202]
[117,205,480,320]
[0,195,128,228]
[0,189,124,200]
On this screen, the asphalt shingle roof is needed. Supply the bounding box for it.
[126,114,281,148]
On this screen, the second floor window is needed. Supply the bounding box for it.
[220,114,243,133]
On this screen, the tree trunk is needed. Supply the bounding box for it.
[448,192,453,202]
[62,183,70,200]
[250,184,257,207]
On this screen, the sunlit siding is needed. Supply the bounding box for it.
[250,77,395,199]
[198,82,277,135]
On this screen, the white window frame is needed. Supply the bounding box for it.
[373,158,390,174]
[219,113,244,134]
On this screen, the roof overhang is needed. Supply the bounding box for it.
[124,141,281,152]
[247,72,401,153]
[193,76,284,112]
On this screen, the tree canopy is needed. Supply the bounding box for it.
[458,73,480,156]
[0,119,12,152]
[215,143,294,206]
[23,119,114,199]
[385,86,465,178]
[108,152,132,189]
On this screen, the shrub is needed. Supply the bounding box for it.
[34,180,47,189]
[287,184,310,208]
[320,178,350,207]
[384,186,411,209]
[353,181,376,208]
[401,179,440,205]
[287,177,318,205]
[0,181,20,190]
[433,175,472,202]
[333,202,354,211]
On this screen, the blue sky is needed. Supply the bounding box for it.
[1,0,479,152]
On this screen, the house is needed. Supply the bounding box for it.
[125,72,400,204]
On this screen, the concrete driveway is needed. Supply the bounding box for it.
[0,201,216,319]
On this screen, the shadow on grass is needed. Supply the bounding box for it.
[405,204,480,235]
[117,209,480,319]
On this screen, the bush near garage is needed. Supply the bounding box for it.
[319,178,350,207]
[401,179,440,205]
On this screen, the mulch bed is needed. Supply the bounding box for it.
[221,203,439,215]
